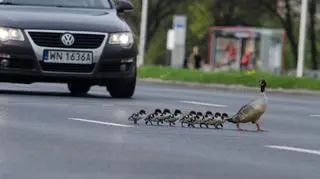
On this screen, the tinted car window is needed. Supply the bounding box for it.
[0,0,112,9]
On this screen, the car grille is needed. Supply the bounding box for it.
[39,61,95,73]
[28,32,105,49]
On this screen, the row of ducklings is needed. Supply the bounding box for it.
[128,108,229,129]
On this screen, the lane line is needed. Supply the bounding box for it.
[67,118,133,128]
[265,145,320,156]
[180,100,227,108]
[310,114,320,117]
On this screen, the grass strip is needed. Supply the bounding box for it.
[137,65,320,90]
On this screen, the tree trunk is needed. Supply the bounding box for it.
[309,0,318,69]
[286,26,298,67]
[283,0,298,67]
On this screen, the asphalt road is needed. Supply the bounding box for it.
[0,81,320,179]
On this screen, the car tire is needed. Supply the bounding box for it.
[67,83,91,96]
[107,77,136,98]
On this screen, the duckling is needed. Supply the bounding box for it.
[214,112,229,129]
[193,112,204,126]
[181,110,196,127]
[153,108,164,125]
[226,79,267,132]
[180,111,191,127]
[212,112,223,129]
[145,108,162,125]
[187,112,199,128]
[128,109,147,124]
[215,112,221,118]
[144,113,155,125]
[158,108,171,125]
[200,111,213,128]
[167,109,183,126]
[207,112,221,128]
[220,112,229,128]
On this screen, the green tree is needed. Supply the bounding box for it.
[127,0,192,51]
[212,0,266,26]
[259,0,299,68]
[123,0,319,70]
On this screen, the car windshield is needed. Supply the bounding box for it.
[0,0,112,9]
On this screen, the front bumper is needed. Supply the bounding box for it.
[0,30,137,85]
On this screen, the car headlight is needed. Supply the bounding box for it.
[108,32,134,48]
[0,27,24,41]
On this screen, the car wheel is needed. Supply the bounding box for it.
[107,77,136,98]
[67,83,91,96]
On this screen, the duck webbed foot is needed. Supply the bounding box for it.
[236,123,248,131]
[215,124,223,129]
[255,122,264,132]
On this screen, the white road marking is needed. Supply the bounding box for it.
[67,118,133,128]
[180,100,227,108]
[310,114,320,117]
[265,145,320,156]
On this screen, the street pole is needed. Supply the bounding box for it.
[296,0,308,77]
[137,0,148,68]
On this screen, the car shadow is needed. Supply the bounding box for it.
[0,88,142,101]
[0,89,113,99]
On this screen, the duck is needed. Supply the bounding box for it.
[144,108,162,125]
[166,109,183,126]
[128,109,147,124]
[225,79,267,132]
[180,110,196,127]
[200,111,213,128]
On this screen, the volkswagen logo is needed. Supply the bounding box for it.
[61,33,75,46]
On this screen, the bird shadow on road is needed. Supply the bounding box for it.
[222,128,269,133]
[132,123,269,133]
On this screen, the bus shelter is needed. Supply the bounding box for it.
[207,26,286,74]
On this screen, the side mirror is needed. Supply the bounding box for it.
[116,0,134,13]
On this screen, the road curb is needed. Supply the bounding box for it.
[137,78,320,96]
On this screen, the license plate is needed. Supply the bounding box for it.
[43,50,93,64]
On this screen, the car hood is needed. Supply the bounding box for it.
[0,5,131,32]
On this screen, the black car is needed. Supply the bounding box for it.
[0,0,138,98]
